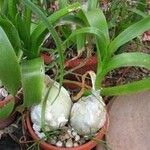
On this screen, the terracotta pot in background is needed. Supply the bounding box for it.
[65,55,97,75]
[41,52,53,65]
[42,52,97,74]
[25,80,108,150]
[0,95,17,129]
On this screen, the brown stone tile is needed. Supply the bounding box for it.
[106,91,150,150]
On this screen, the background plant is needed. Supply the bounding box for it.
[102,0,148,38]
[63,0,150,96]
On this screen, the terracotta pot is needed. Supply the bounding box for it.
[25,80,108,150]
[0,95,17,129]
[41,52,53,65]
[65,56,97,75]
[42,53,97,74]
[26,113,108,150]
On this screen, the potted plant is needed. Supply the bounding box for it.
[19,1,107,150]
[0,0,80,129]
[25,0,150,149]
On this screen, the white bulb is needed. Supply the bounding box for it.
[70,91,106,135]
[31,76,72,134]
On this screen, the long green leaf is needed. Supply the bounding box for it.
[24,0,65,96]
[76,34,85,55]
[0,27,21,95]
[95,52,150,88]
[0,0,7,15]
[0,17,21,55]
[7,0,17,24]
[23,6,31,36]
[0,97,15,118]
[59,0,68,8]
[87,0,98,11]
[0,0,4,11]
[15,13,30,50]
[83,8,110,82]
[137,0,147,12]
[84,8,110,43]
[101,77,150,96]
[108,16,150,54]
[21,58,45,107]
[102,52,150,78]
[129,8,148,18]
[30,2,81,57]
[64,27,108,54]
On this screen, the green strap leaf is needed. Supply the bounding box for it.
[137,0,147,12]
[21,58,45,107]
[83,8,110,82]
[0,0,8,15]
[129,8,148,18]
[101,77,150,96]
[76,34,86,56]
[95,52,150,88]
[23,6,31,37]
[84,8,110,43]
[0,0,4,11]
[0,27,21,96]
[59,0,68,9]
[64,27,108,53]
[87,0,98,11]
[24,0,65,98]
[0,17,21,56]
[102,52,150,78]
[108,16,150,54]
[0,96,15,119]
[7,0,17,24]
[30,2,81,57]
[15,13,30,50]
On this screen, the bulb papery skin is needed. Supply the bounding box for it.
[70,91,106,136]
[31,77,72,134]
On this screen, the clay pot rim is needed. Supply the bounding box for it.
[26,112,108,150]
[0,95,14,108]
[65,55,97,68]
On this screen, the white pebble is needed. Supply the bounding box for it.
[71,128,75,131]
[50,139,56,145]
[56,141,63,147]
[72,131,77,136]
[67,129,72,135]
[79,138,86,144]
[35,131,45,139]
[84,135,90,140]
[66,139,73,148]
[73,142,79,147]
[32,124,40,132]
[0,88,8,97]
[75,135,80,141]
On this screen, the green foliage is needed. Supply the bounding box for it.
[21,58,45,107]
[0,97,15,118]
[0,27,21,96]
[104,0,148,38]
[0,0,81,118]
[102,77,150,96]
[108,16,150,54]
[65,4,150,95]
[0,17,21,56]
